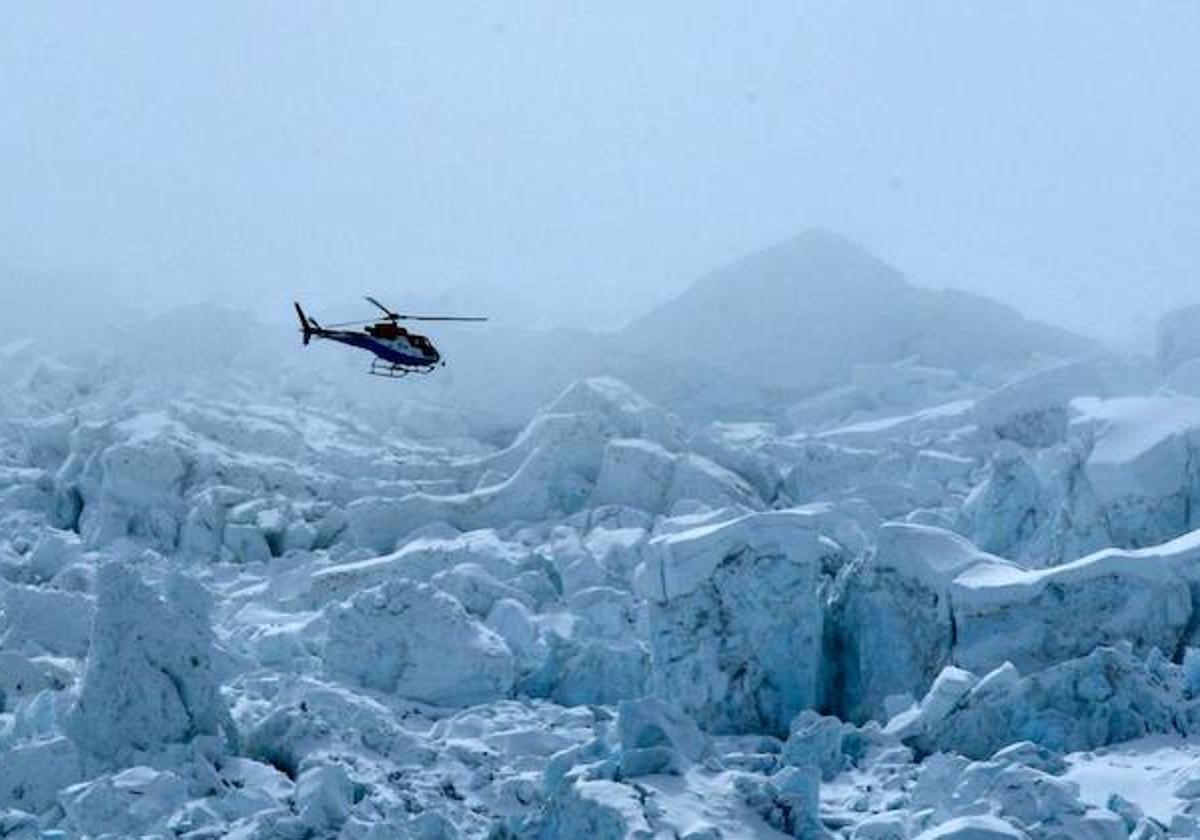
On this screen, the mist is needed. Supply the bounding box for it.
[11,5,1200,833]
[3,1,1199,341]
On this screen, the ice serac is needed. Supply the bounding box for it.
[1158,303,1200,374]
[1074,395,1200,550]
[902,646,1200,760]
[66,565,237,765]
[346,383,676,553]
[972,360,1107,448]
[833,523,1016,722]
[0,737,84,814]
[539,779,655,839]
[950,533,1195,677]
[324,578,515,706]
[589,437,760,514]
[85,436,188,550]
[636,510,827,735]
[544,376,686,450]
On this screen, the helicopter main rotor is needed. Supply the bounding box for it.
[365,296,488,323]
[319,297,488,329]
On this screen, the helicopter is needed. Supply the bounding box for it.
[294,296,487,378]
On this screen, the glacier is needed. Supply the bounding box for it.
[6,263,1200,838]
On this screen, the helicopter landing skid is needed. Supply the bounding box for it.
[368,359,437,379]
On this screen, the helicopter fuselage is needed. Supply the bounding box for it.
[322,329,440,368]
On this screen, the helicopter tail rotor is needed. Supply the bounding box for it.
[294,302,319,346]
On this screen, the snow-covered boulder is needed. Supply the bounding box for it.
[65,565,237,764]
[324,579,515,706]
[637,510,829,735]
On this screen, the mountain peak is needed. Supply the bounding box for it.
[621,230,1093,393]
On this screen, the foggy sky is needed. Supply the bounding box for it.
[3,2,1198,341]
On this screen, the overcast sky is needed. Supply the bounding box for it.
[3,2,1198,341]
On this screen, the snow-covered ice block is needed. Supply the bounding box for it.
[638,510,826,735]
[485,597,548,674]
[911,448,975,487]
[224,522,273,564]
[432,562,534,617]
[59,766,189,837]
[782,710,846,781]
[543,377,685,449]
[324,579,514,706]
[950,537,1194,677]
[540,779,654,839]
[834,523,1014,722]
[589,439,677,513]
[26,528,82,583]
[66,565,237,763]
[346,426,601,551]
[974,361,1106,448]
[0,583,94,658]
[615,696,707,777]
[959,444,1051,560]
[295,764,356,834]
[1074,395,1200,548]
[526,635,649,707]
[310,528,530,604]
[884,665,978,742]
[77,435,188,549]
[241,679,410,780]
[906,647,1198,760]
[0,651,67,702]
[914,815,1027,839]
[783,441,879,504]
[0,737,83,813]
[1158,304,1200,374]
